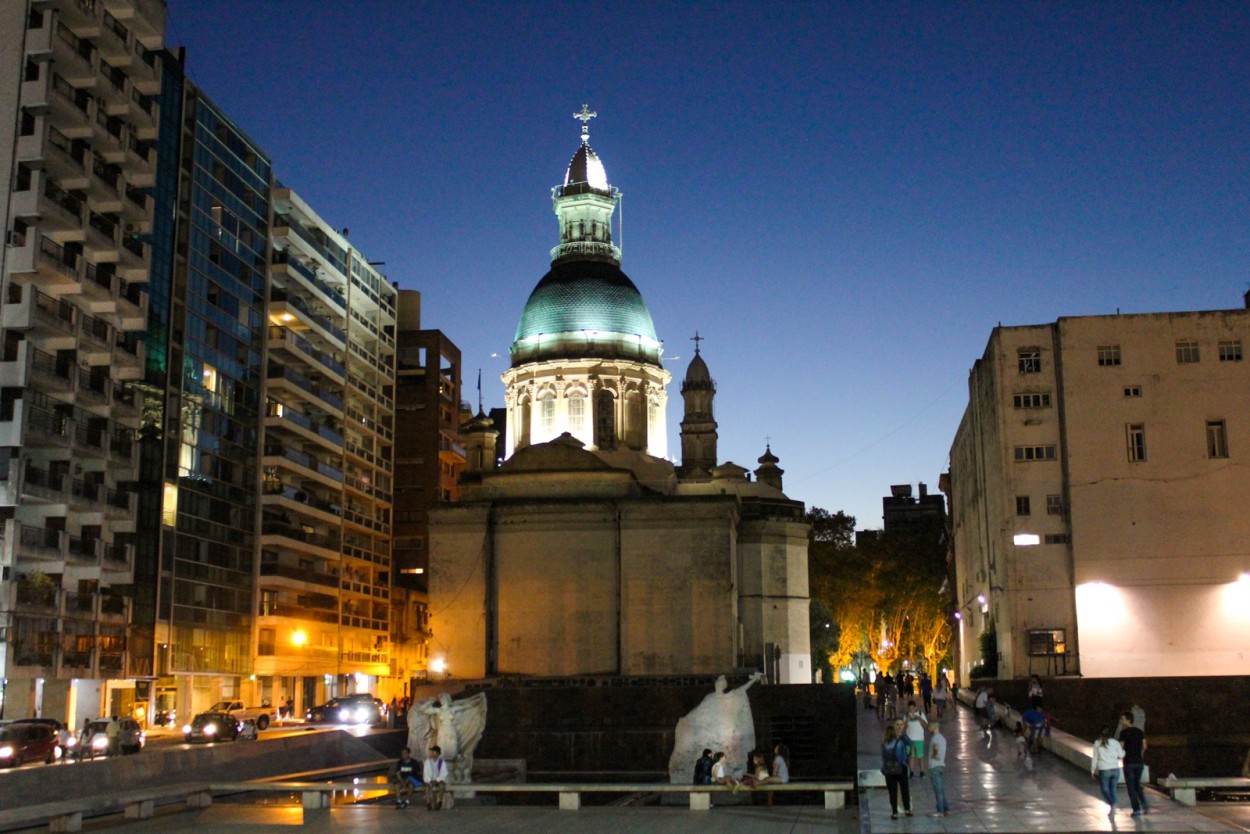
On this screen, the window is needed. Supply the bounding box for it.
[567,391,585,432]
[1012,392,1051,409]
[1015,496,1031,516]
[1043,534,1070,544]
[1046,494,1063,515]
[1207,420,1228,458]
[1126,423,1146,462]
[1123,386,1142,398]
[539,393,555,434]
[1218,340,1243,362]
[1028,628,1067,657]
[1018,348,1041,374]
[1097,345,1121,366]
[1014,445,1056,462]
[1176,340,1200,364]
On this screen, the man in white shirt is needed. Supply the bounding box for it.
[423,745,449,810]
[928,721,949,817]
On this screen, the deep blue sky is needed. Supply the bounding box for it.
[165,1,1250,528]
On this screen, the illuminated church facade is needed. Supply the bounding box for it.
[428,109,811,683]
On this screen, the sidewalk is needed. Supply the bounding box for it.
[855,695,1240,832]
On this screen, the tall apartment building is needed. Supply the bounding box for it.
[948,305,1250,682]
[391,289,462,681]
[2,0,400,724]
[258,190,396,712]
[0,0,165,722]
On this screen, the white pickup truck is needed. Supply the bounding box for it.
[208,701,281,731]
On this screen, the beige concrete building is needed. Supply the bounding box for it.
[0,0,164,721]
[428,112,812,684]
[948,305,1250,681]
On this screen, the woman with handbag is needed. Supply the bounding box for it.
[881,723,913,819]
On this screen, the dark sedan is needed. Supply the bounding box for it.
[304,694,380,725]
[182,711,242,743]
[0,723,59,767]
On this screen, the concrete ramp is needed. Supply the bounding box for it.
[0,730,390,811]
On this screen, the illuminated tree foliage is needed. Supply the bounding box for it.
[807,507,951,677]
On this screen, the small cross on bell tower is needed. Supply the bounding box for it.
[574,103,597,144]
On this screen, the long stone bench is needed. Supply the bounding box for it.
[209,778,857,812]
[1155,776,1250,807]
[0,782,211,833]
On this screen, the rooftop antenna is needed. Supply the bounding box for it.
[477,369,483,414]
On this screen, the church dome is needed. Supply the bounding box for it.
[563,143,610,196]
[511,259,660,366]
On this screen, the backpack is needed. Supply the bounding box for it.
[882,739,907,776]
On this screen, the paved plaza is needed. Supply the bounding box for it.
[9,701,1250,833]
[855,699,1248,833]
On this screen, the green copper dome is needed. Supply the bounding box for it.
[511,260,661,367]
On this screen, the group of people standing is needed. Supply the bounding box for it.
[879,700,949,819]
[870,668,951,721]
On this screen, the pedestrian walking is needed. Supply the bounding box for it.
[1118,711,1149,817]
[920,673,933,715]
[933,673,949,718]
[928,720,949,817]
[1090,725,1125,817]
[880,723,912,819]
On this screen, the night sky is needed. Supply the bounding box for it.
[163,1,1250,528]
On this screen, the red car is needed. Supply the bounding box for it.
[0,722,59,767]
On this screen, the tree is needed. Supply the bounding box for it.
[806,508,952,679]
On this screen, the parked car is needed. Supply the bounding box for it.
[7,718,75,762]
[0,722,59,767]
[304,693,381,725]
[183,711,242,743]
[207,700,280,731]
[80,717,145,758]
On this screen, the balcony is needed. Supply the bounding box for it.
[17,401,72,446]
[48,74,92,127]
[0,341,76,393]
[86,154,121,203]
[259,516,341,558]
[75,366,110,406]
[272,213,349,283]
[39,181,88,231]
[268,326,346,382]
[45,128,89,180]
[110,380,141,420]
[263,442,343,489]
[1,284,77,337]
[269,289,345,347]
[52,23,97,83]
[95,12,132,63]
[263,401,343,453]
[35,236,85,287]
[266,364,344,415]
[108,429,137,469]
[17,523,65,561]
[71,419,107,456]
[81,259,118,301]
[270,252,346,313]
[259,561,339,590]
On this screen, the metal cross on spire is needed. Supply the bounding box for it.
[691,331,704,355]
[574,103,597,144]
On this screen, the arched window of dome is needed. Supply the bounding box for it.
[517,392,532,450]
[594,390,616,450]
[539,390,556,438]
[567,387,587,434]
[623,389,645,450]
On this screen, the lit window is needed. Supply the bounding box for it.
[539,393,555,434]
[1046,494,1063,515]
[1097,345,1121,366]
[1126,423,1146,462]
[1016,496,1031,516]
[1018,348,1041,374]
[1013,533,1040,546]
[1176,340,1200,364]
[1207,420,1228,458]
[567,391,585,432]
[1218,340,1242,362]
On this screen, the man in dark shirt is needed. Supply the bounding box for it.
[693,749,714,785]
[391,747,422,808]
[1118,712,1149,816]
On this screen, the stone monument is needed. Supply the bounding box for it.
[407,692,488,783]
[667,672,762,783]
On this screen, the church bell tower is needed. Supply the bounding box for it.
[679,334,718,477]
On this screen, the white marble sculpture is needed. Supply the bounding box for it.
[668,671,762,783]
[407,692,488,783]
